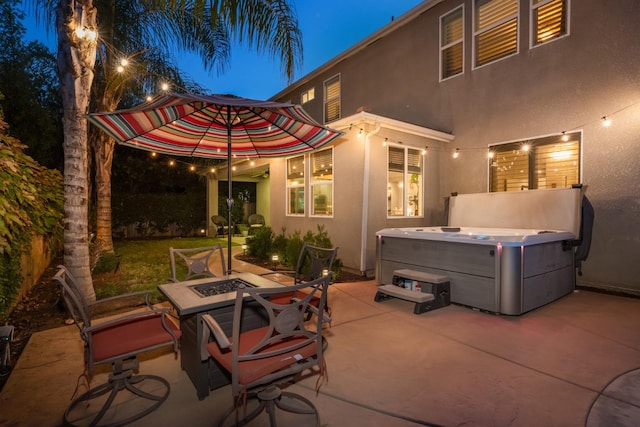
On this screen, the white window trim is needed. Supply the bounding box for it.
[285,155,306,217]
[309,148,334,218]
[529,0,570,49]
[386,144,425,219]
[439,4,465,82]
[472,0,520,71]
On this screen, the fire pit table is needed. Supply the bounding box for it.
[158,272,286,399]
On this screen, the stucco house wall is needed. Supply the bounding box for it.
[265,0,640,293]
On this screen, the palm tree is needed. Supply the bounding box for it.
[28,0,302,301]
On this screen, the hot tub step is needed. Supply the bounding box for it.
[375,285,437,314]
[374,269,451,314]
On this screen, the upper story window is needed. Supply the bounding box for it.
[474,0,518,67]
[301,87,315,104]
[489,132,581,192]
[387,146,423,217]
[286,155,305,215]
[310,148,333,216]
[323,74,340,123]
[531,0,568,47]
[440,6,464,81]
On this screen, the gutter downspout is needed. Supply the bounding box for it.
[360,123,381,275]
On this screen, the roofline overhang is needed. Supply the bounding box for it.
[270,0,445,101]
[330,111,454,143]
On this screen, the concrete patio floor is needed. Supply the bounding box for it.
[2,248,640,426]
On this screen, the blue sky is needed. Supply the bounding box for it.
[23,0,424,100]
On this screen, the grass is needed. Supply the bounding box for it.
[92,237,231,300]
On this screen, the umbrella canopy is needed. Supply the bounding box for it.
[88,93,343,274]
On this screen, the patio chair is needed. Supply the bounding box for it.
[248,213,265,234]
[200,274,331,426]
[52,265,181,427]
[263,243,338,323]
[169,244,226,282]
[211,215,230,236]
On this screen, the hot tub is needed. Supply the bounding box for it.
[376,188,585,315]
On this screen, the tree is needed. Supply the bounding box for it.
[0,0,62,170]
[27,0,303,301]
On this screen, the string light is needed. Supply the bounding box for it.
[383,137,388,147]
[422,146,428,155]
[601,116,611,127]
[453,148,460,159]
[357,128,363,138]
[561,131,569,141]
[488,150,495,159]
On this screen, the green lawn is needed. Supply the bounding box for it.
[92,237,231,300]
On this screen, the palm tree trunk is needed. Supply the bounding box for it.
[93,132,115,254]
[57,0,98,302]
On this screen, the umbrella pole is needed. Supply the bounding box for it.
[226,112,233,275]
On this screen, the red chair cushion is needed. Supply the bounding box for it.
[207,326,316,385]
[92,313,181,363]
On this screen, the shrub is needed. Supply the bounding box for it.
[0,112,63,319]
[246,224,342,278]
[246,226,273,260]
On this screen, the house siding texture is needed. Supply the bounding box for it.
[269,0,640,293]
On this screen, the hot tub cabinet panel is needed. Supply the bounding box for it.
[376,230,575,315]
[378,236,497,278]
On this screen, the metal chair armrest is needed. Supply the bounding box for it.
[200,314,231,361]
[88,290,152,309]
[84,306,172,333]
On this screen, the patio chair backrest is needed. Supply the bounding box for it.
[294,243,339,283]
[169,244,226,282]
[248,214,265,226]
[52,265,92,331]
[203,273,331,398]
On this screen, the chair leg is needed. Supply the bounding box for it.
[64,363,170,427]
[218,385,320,427]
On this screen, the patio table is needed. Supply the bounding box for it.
[158,272,286,400]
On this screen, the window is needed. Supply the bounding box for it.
[387,146,423,217]
[531,0,567,46]
[323,74,340,123]
[489,132,581,192]
[474,0,518,67]
[440,6,464,80]
[310,148,333,216]
[286,155,305,215]
[301,87,315,104]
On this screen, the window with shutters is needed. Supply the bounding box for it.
[531,0,568,47]
[286,155,305,215]
[473,0,518,68]
[440,6,464,81]
[323,74,340,123]
[310,148,333,216]
[387,146,423,217]
[489,132,581,192]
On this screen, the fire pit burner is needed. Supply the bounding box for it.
[190,279,254,298]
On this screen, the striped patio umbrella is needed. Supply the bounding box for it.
[88,93,343,274]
